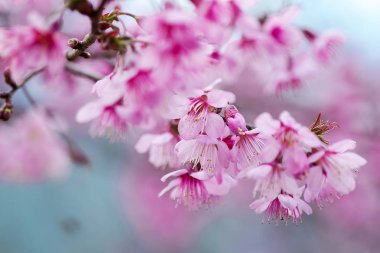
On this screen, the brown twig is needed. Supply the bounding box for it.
[65,65,101,82]
[66,0,111,61]
[0,68,44,99]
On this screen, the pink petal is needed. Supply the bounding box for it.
[329,139,356,153]
[76,102,103,123]
[160,169,188,182]
[249,198,271,213]
[260,138,280,163]
[178,114,203,140]
[242,165,272,179]
[205,113,226,139]
[151,133,173,145]
[282,146,308,175]
[191,171,209,180]
[135,134,155,153]
[326,169,356,195]
[308,151,325,164]
[298,127,322,148]
[336,152,367,169]
[207,89,236,108]
[279,111,298,128]
[278,194,297,210]
[158,179,180,197]
[254,113,280,136]
[204,176,233,196]
[305,166,324,201]
[298,199,313,215]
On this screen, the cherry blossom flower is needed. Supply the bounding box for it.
[139,3,212,91]
[307,139,367,196]
[159,166,236,210]
[176,88,235,139]
[0,13,65,83]
[76,71,128,141]
[225,105,264,170]
[255,111,322,159]
[136,131,180,168]
[250,186,312,224]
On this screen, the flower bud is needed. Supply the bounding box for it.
[0,101,13,121]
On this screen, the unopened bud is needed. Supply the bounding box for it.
[80,52,91,59]
[68,38,80,49]
[0,101,13,121]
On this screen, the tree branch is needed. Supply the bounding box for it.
[65,65,101,82]
[66,0,111,61]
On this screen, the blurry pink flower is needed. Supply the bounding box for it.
[0,109,69,183]
[193,0,249,43]
[136,131,180,168]
[312,30,345,63]
[0,13,65,83]
[307,139,366,196]
[140,3,211,91]
[263,6,302,50]
[76,66,164,140]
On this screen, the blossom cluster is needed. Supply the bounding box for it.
[0,0,366,224]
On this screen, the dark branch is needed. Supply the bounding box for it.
[65,65,101,82]
[66,0,111,61]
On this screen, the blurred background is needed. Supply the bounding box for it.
[0,0,379,253]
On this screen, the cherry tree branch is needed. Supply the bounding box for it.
[65,65,101,82]
[0,68,44,100]
[66,0,111,61]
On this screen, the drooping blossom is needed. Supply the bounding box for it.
[306,139,367,201]
[225,105,264,171]
[136,129,180,169]
[176,113,230,176]
[250,186,312,224]
[240,148,312,223]
[159,165,236,210]
[76,70,129,141]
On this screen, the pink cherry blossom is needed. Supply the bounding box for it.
[76,71,128,141]
[307,139,366,196]
[225,105,264,170]
[176,113,230,175]
[263,6,302,50]
[250,186,312,224]
[159,166,236,210]
[139,3,212,91]
[255,111,322,150]
[177,88,235,139]
[0,13,65,83]
[136,131,180,168]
